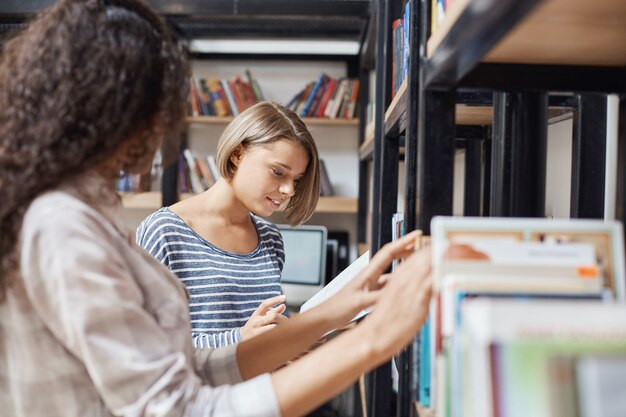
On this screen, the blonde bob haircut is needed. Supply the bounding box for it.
[216,101,320,226]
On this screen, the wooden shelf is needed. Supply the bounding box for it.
[120,192,193,209]
[187,116,359,127]
[428,0,626,66]
[385,80,494,129]
[314,196,358,213]
[385,78,409,124]
[121,192,357,213]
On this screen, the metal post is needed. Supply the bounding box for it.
[570,94,607,218]
[490,92,548,217]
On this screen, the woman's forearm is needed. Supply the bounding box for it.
[236,304,337,380]
[271,325,381,417]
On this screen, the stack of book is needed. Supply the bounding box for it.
[391,0,411,97]
[178,149,220,194]
[188,70,264,117]
[285,74,360,119]
[417,216,626,417]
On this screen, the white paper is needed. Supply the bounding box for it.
[300,251,371,321]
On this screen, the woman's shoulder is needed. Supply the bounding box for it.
[250,214,282,240]
[136,207,187,244]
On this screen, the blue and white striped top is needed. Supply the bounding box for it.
[136,208,284,348]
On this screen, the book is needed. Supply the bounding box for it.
[318,159,334,196]
[182,148,204,193]
[220,79,239,116]
[576,356,626,417]
[206,154,220,182]
[301,74,327,117]
[315,78,337,118]
[460,300,626,417]
[300,251,371,323]
[245,69,264,101]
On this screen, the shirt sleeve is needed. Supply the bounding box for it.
[20,202,280,417]
[136,211,171,266]
[192,328,243,349]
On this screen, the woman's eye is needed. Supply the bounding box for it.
[272,168,283,177]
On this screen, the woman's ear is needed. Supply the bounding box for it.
[230,145,244,167]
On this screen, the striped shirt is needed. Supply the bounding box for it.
[137,208,284,348]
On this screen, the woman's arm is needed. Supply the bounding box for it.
[236,231,424,379]
[271,247,432,417]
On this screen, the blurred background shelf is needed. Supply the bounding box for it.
[121,192,358,213]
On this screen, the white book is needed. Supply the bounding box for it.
[182,149,204,193]
[576,356,626,417]
[300,251,371,323]
[206,154,220,182]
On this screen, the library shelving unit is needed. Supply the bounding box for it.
[364,0,625,416]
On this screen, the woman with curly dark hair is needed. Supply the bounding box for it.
[0,1,433,417]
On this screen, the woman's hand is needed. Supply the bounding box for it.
[359,246,432,361]
[319,231,424,330]
[241,294,288,341]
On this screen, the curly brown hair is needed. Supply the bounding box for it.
[0,0,189,300]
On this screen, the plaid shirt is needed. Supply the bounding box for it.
[0,174,280,417]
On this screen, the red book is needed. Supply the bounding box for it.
[315,78,337,118]
[227,79,245,113]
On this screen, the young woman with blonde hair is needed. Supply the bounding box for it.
[137,101,320,347]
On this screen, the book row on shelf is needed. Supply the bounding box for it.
[389,216,626,417]
[188,69,264,117]
[189,70,360,121]
[177,147,336,197]
[285,74,360,120]
[391,0,411,97]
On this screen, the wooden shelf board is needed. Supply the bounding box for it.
[315,196,358,213]
[428,0,626,66]
[359,134,374,157]
[486,0,626,66]
[187,116,359,127]
[122,192,357,213]
[120,192,192,209]
[456,105,493,125]
[385,78,408,122]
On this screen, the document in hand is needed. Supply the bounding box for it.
[300,251,371,322]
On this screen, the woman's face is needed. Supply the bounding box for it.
[230,139,309,217]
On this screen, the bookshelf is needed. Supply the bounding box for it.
[363,0,625,416]
[122,191,358,214]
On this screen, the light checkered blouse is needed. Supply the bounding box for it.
[0,174,280,417]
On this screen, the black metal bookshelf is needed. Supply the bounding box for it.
[365,0,626,416]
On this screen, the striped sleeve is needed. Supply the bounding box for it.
[136,209,173,266]
[255,219,285,273]
[192,327,242,349]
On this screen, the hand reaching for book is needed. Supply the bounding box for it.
[241,294,288,341]
[320,231,424,330]
[359,246,432,361]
